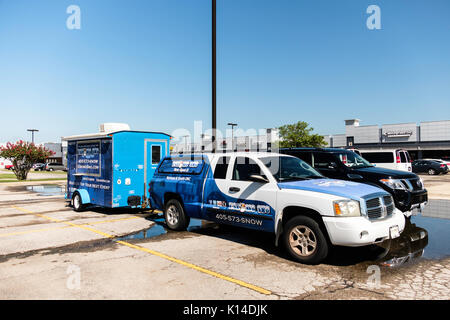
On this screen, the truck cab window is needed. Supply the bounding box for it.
[214,156,230,179]
[295,152,312,165]
[399,152,407,163]
[232,157,264,181]
[361,152,394,163]
[313,152,335,169]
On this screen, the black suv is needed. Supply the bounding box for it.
[280,148,428,214]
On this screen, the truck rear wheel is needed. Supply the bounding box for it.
[164,199,190,231]
[283,215,329,265]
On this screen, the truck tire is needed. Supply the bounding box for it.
[283,215,329,265]
[164,199,190,231]
[72,193,85,212]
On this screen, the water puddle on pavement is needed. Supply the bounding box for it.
[356,215,450,268]
[116,217,205,241]
[84,205,450,269]
[116,213,450,268]
[25,185,65,196]
[409,215,450,260]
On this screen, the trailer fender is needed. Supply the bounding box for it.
[74,189,91,205]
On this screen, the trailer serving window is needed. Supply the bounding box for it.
[76,140,101,176]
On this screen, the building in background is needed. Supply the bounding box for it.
[43,143,63,164]
[171,128,279,154]
[323,119,450,160]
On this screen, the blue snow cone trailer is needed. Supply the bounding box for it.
[63,127,171,211]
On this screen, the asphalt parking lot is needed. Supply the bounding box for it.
[0,177,449,300]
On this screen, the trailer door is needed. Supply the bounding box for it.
[144,139,168,205]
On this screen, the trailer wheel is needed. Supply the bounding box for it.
[164,199,190,231]
[283,215,329,265]
[72,193,85,212]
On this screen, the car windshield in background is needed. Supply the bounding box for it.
[335,151,374,168]
[260,156,324,182]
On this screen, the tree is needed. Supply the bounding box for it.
[278,121,327,148]
[0,141,55,180]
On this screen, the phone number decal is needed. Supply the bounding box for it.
[215,213,263,226]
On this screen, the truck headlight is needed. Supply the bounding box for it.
[418,177,424,189]
[379,178,406,190]
[333,200,361,217]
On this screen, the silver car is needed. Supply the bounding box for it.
[45,163,67,171]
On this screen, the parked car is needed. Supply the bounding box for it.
[423,158,450,168]
[33,163,46,171]
[280,148,428,217]
[441,157,450,166]
[359,149,412,172]
[5,164,14,170]
[45,163,66,171]
[149,152,406,264]
[412,160,448,175]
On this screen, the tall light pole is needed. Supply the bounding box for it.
[227,122,237,151]
[212,0,217,153]
[27,129,39,144]
[182,135,189,152]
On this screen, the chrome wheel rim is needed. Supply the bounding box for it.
[167,205,179,225]
[289,225,317,257]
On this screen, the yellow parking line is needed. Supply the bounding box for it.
[10,205,272,296]
[11,205,63,223]
[115,240,272,295]
[0,213,139,239]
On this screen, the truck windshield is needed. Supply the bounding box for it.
[260,156,324,182]
[335,151,373,168]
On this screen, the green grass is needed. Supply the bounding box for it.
[0,169,67,183]
[32,170,67,175]
[0,177,67,183]
[0,173,15,179]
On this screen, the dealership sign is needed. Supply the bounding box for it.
[384,130,413,137]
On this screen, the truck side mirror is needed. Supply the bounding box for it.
[249,174,269,183]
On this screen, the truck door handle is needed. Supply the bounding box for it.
[229,187,240,192]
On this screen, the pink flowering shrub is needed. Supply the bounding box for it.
[0,141,55,180]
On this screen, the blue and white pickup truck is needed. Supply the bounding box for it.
[149,152,406,264]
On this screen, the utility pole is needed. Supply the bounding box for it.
[212,0,217,153]
[27,129,39,144]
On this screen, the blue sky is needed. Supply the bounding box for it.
[0,0,449,144]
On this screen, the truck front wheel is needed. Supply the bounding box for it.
[164,199,190,231]
[283,216,329,265]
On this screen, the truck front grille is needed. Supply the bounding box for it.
[365,195,395,220]
[407,178,423,191]
[400,178,423,191]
